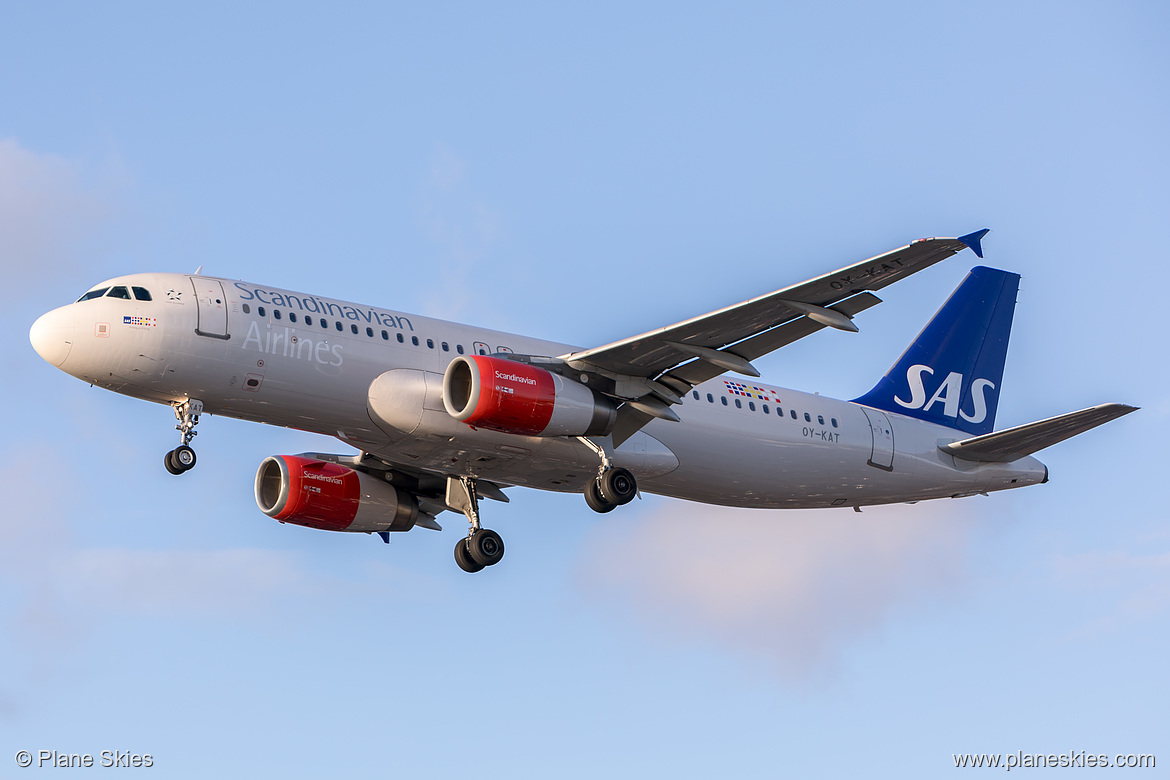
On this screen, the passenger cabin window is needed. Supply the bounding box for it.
[335,321,343,331]
[304,316,312,325]
[132,287,152,301]
[456,344,464,354]
[351,324,358,334]
[107,286,131,299]
[734,399,742,409]
[412,336,419,346]
[320,319,328,329]
[763,404,769,414]
[381,330,389,340]
[748,401,756,411]
[397,333,405,343]
[442,342,449,352]
[804,413,812,422]
[77,288,110,302]
[242,303,251,314]
[427,339,434,349]
[366,327,374,337]
[818,415,825,425]
[721,397,728,406]
[790,409,797,419]
[274,310,282,320]
[707,393,714,403]
[692,391,700,400]
[831,418,839,428]
[258,306,266,317]
[289,313,297,323]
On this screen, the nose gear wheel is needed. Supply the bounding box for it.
[165,444,197,474]
[165,400,203,475]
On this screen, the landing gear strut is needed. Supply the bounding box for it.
[448,476,505,572]
[165,399,203,475]
[577,436,638,513]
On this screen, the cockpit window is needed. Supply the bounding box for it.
[107,286,132,299]
[132,287,152,301]
[77,288,110,302]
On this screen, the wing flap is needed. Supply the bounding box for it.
[664,292,881,387]
[563,235,978,378]
[939,403,1138,463]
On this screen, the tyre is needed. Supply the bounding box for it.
[173,445,197,471]
[164,450,184,475]
[599,467,637,505]
[468,529,505,567]
[584,478,616,513]
[454,537,485,573]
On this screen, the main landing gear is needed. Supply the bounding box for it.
[577,436,638,514]
[165,399,203,475]
[448,476,505,573]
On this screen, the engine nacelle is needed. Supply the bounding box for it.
[254,455,421,533]
[442,355,616,437]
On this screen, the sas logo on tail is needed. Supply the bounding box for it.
[894,364,995,424]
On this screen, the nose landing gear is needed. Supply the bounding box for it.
[165,399,203,475]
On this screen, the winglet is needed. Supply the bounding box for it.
[958,229,990,259]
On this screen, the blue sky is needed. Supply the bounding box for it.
[2,2,1167,777]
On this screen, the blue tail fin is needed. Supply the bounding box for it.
[851,266,1019,435]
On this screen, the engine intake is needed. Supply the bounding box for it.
[255,455,421,533]
[443,355,616,437]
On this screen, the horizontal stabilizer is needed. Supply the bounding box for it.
[939,403,1138,463]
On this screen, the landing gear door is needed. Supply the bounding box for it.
[190,277,229,339]
[861,407,894,471]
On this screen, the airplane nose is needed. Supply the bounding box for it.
[30,306,76,367]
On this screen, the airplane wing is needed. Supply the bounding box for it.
[560,230,990,444]
[939,403,1138,463]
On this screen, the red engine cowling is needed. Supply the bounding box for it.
[442,355,616,437]
[254,456,420,533]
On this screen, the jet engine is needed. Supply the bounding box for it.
[255,455,422,533]
[442,355,616,437]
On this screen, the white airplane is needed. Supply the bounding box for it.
[29,230,1135,572]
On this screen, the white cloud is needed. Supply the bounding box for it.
[576,500,977,680]
[0,453,316,687]
[0,138,120,281]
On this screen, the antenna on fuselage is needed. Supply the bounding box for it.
[194,265,204,275]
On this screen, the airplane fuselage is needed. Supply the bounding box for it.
[32,272,1047,510]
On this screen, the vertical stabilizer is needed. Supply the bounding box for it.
[851,266,1019,435]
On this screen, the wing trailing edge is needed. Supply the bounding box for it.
[939,403,1138,463]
